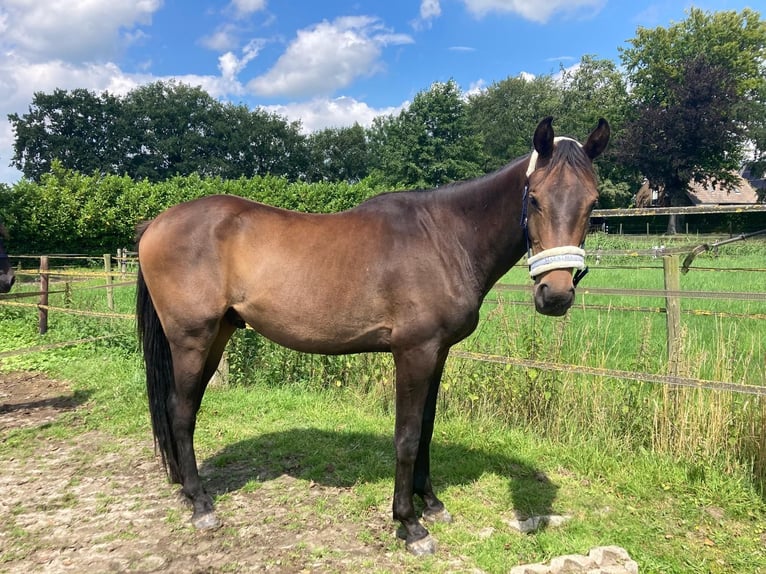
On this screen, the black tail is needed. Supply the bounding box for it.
[137,265,182,483]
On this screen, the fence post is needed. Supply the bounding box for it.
[663,254,681,376]
[38,256,49,334]
[119,247,128,275]
[104,253,114,311]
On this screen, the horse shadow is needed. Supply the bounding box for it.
[0,389,92,431]
[198,426,559,523]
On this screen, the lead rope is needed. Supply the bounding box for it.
[523,138,589,286]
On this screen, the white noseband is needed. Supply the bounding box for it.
[527,246,586,279]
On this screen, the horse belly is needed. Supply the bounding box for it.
[235,286,392,355]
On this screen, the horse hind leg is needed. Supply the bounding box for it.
[170,321,237,530]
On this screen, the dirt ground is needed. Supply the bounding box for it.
[0,372,479,573]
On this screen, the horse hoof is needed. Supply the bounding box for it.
[406,534,437,556]
[423,507,453,524]
[192,511,221,530]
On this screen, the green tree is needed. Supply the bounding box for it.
[467,75,561,171]
[618,8,766,228]
[306,123,370,183]
[120,81,231,181]
[556,56,630,194]
[369,80,485,188]
[9,81,310,183]
[217,103,309,181]
[9,88,122,181]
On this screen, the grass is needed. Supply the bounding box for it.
[1,236,765,571]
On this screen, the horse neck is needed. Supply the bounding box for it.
[441,158,530,295]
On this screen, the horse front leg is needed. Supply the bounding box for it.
[414,358,452,525]
[392,345,447,555]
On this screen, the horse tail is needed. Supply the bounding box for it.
[136,239,182,484]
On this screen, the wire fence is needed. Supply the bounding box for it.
[1,246,764,396]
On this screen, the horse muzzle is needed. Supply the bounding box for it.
[533,273,575,316]
[0,270,15,294]
[528,246,585,316]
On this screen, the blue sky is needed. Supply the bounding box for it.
[0,0,760,184]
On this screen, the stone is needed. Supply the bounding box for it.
[508,546,638,574]
[589,546,631,566]
[549,554,596,573]
[507,514,571,533]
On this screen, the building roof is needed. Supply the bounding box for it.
[686,174,759,205]
[635,173,760,207]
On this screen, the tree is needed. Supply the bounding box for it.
[9,81,310,182]
[369,80,485,188]
[556,56,630,193]
[9,88,122,181]
[120,81,233,181]
[306,124,370,183]
[467,75,561,171]
[618,8,766,229]
[217,104,309,181]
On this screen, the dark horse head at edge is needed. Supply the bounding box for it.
[0,224,15,294]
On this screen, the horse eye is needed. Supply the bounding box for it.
[529,195,540,209]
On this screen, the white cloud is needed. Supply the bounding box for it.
[263,96,406,133]
[411,0,441,30]
[247,16,413,98]
[219,39,266,83]
[464,79,486,98]
[461,0,605,24]
[0,0,162,63]
[201,24,242,52]
[229,0,266,18]
[554,62,582,84]
[546,55,576,63]
[420,0,442,20]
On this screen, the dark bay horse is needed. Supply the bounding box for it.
[136,117,610,554]
[0,224,15,293]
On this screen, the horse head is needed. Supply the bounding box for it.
[524,117,610,316]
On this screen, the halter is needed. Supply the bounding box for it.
[521,137,589,287]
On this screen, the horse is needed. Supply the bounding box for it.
[0,224,15,293]
[136,116,610,555]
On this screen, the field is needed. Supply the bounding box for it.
[1,234,765,572]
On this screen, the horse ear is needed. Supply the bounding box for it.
[533,116,555,159]
[583,118,610,160]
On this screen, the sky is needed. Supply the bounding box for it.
[0,0,760,185]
